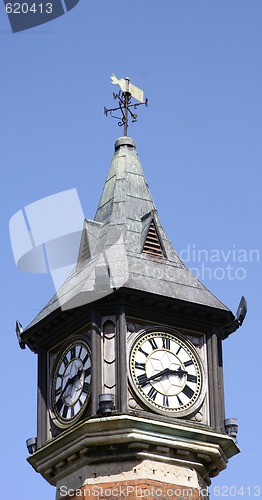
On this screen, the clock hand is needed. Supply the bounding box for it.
[167,367,188,378]
[146,367,188,383]
[61,368,83,397]
[67,368,84,392]
[69,367,83,385]
[145,367,170,382]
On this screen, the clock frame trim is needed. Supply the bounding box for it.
[128,327,207,418]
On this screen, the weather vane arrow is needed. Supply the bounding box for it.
[104,74,148,136]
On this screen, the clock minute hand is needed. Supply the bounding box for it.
[146,367,188,384]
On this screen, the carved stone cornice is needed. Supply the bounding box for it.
[28,414,239,486]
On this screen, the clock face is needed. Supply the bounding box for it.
[51,339,91,426]
[129,331,203,416]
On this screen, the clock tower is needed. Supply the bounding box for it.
[19,88,246,499]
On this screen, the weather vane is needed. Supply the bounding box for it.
[104,74,148,136]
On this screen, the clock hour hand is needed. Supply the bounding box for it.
[69,367,83,385]
[61,368,83,397]
[166,367,188,378]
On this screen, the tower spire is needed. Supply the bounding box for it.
[104,74,148,135]
[20,95,245,499]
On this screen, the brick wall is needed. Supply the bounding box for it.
[61,478,206,500]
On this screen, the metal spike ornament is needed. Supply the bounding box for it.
[104,74,148,136]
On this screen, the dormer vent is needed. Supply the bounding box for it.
[143,219,164,257]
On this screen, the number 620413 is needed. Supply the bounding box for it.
[5,3,53,14]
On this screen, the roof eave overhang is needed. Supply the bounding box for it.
[21,287,239,352]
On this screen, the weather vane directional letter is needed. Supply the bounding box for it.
[104,74,148,136]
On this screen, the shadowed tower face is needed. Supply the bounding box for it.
[20,131,243,499]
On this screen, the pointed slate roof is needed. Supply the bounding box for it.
[25,136,231,330]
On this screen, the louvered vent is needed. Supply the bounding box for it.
[80,241,91,262]
[143,219,164,257]
[77,231,91,266]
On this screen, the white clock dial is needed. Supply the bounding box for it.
[129,331,203,416]
[51,340,91,426]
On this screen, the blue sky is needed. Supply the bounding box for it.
[1,1,261,498]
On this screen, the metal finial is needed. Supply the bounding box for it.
[104,74,148,136]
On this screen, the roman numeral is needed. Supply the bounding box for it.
[62,405,69,419]
[85,367,91,377]
[56,397,63,412]
[182,385,195,399]
[78,345,83,359]
[70,406,75,418]
[138,347,149,357]
[83,352,89,365]
[135,362,146,371]
[149,338,158,350]
[187,374,197,383]
[55,387,61,398]
[82,382,90,395]
[184,360,193,367]
[70,346,76,359]
[177,395,183,406]
[163,395,169,407]
[137,373,149,387]
[63,354,69,368]
[176,346,182,355]
[148,386,157,400]
[162,337,170,349]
